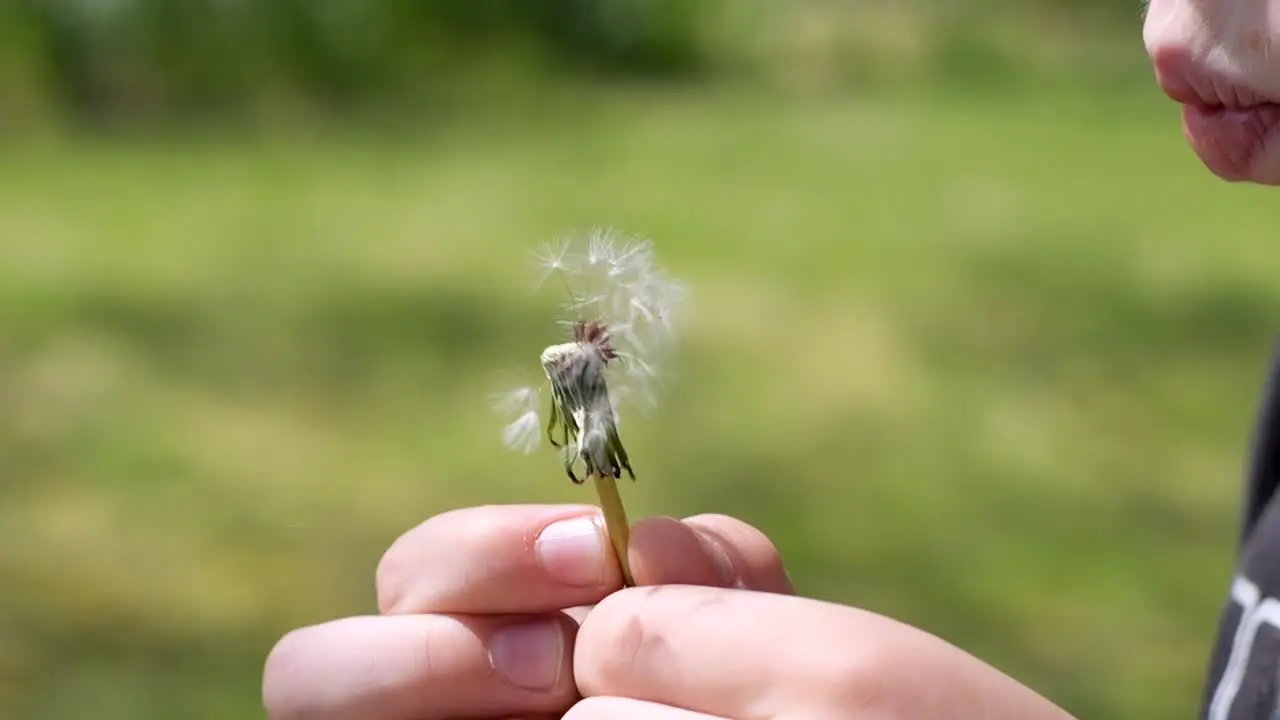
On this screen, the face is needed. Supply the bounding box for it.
[1143,0,1280,184]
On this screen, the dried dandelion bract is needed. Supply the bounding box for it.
[492,229,686,586]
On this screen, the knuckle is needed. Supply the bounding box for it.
[375,512,455,614]
[374,523,422,614]
[261,628,310,719]
[689,511,747,527]
[576,586,656,684]
[811,630,918,714]
[825,650,894,711]
[578,585,715,690]
[375,506,505,614]
[684,513,791,592]
[688,513,779,555]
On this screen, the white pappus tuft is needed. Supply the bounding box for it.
[492,228,686,484]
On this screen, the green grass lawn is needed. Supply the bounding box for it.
[3,85,1279,719]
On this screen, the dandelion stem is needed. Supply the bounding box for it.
[592,475,635,587]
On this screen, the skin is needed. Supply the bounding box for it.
[263,504,1074,718]
[1144,0,1280,184]
[263,23,1248,717]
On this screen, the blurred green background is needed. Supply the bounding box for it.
[2,1,1277,718]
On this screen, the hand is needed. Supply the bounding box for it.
[567,585,1077,720]
[261,504,793,719]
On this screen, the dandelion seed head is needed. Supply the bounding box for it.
[551,229,682,350]
[494,227,687,456]
[532,238,580,289]
[582,424,608,460]
[587,232,614,267]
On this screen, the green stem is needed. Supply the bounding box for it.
[592,475,635,587]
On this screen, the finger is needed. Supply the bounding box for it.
[377,504,621,615]
[628,515,792,593]
[575,586,1071,720]
[680,514,794,594]
[556,517,792,629]
[378,505,793,616]
[565,697,729,720]
[263,613,578,720]
[562,606,593,625]
[575,587,852,718]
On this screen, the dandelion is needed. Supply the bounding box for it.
[493,228,686,586]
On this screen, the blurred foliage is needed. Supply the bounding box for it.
[0,0,720,128]
[0,0,1147,130]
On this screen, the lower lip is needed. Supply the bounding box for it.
[1181,103,1280,183]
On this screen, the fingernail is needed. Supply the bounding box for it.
[535,515,608,587]
[489,619,564,691]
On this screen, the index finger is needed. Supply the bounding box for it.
[377,504,613,615]
[377,505,793,616]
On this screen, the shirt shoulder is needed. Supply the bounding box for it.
[1202,343,1280,719]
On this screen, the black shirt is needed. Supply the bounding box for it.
[1201,347,1280,719]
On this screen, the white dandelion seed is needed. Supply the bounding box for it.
[496,228,686,461]
[491,385,542,454]
[491,228,687,587]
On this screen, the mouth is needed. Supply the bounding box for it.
[1179,104,1280,182]
[1152,50,1280,183]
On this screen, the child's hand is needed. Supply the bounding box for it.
[263,504,1072,719]
[569,586,1077,720]
[262,504,792,719]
